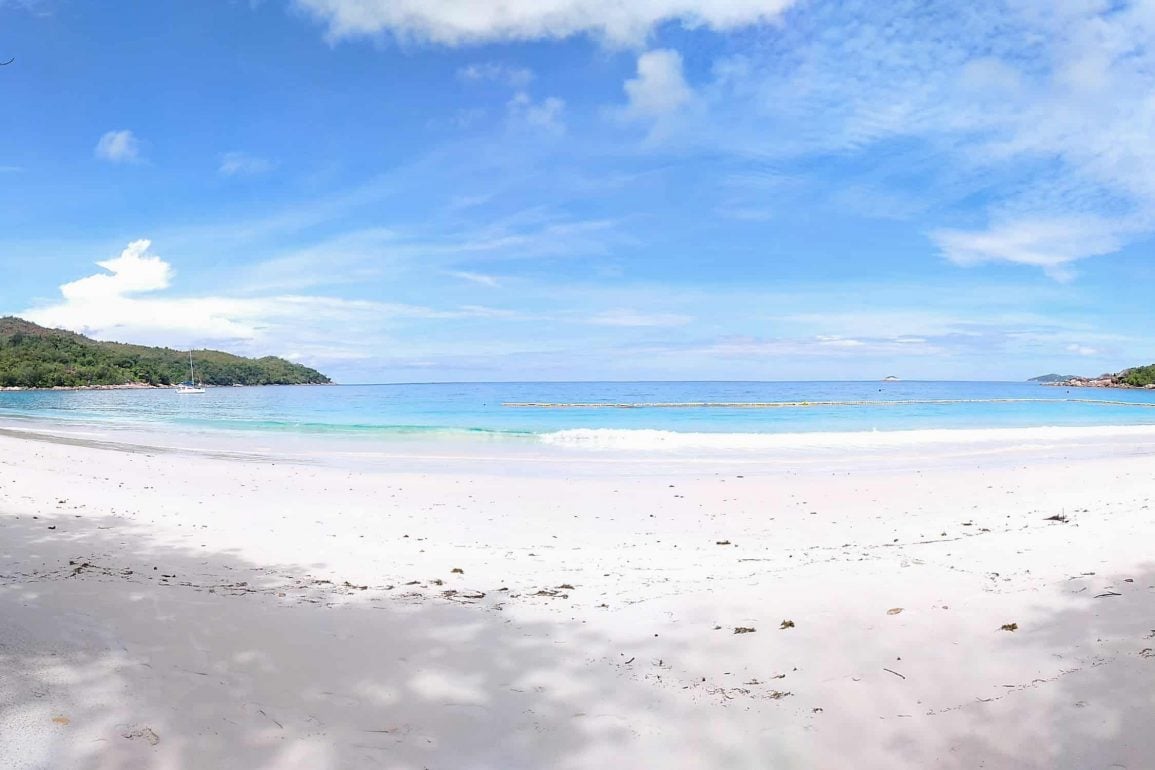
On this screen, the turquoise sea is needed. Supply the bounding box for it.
[2,382,1155,448]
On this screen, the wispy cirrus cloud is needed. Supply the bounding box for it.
[932,216,1131,282]
[1067,343,1099,357]
[457,62,533,88]
[219,151,276,177]
[585,309,692,328]
[507,92,566,134]
[606,0,1155,278]
[445,270,502,288]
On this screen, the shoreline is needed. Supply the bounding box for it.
[0,382,168,392]
[0,382,334,392]
[1044,381,1155,390]
[4,424,1155,767]
[7,411,1155,461]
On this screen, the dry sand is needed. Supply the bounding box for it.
[2,428,1155,769]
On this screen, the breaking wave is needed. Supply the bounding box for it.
[536,424,1155,451]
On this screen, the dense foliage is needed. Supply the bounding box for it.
[1119,365,1155,387]
[1028,373,1078,383]
[0,317,331,388]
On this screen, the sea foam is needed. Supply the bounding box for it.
[537,424,1155,451]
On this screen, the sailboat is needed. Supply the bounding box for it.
[175,351,206,394]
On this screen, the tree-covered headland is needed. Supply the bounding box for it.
[0,317,331,388]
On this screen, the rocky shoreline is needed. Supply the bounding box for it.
[0,383,169,392]
[1044,375,1155,389]
[0,382,334,392]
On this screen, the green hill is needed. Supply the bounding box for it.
[1118,365,1155,387]
[1028,373,1079,383]
[1032,365,1155,389]
[0,317,331,388]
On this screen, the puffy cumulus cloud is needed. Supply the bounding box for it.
[623,49,694,119]
[293,0,797,46]
[94,130,141,163]
[60,240,173,301]
[21,240,503,364]
[30,291,315,348]
[25,240,377,350]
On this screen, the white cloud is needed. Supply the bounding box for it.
[450,214,617,256]
[660,1,1155,276]
[932,217,1127,281]
[507,92,566,133]
[623,49,694,119]
[24,240,362,348]
[21,240,511,362]
[685,334,940,359]
[1066,343,1099,357]
[447,193,494,211]
[219,151,276,176]
[815,335,866,348]
[586,310,692,327]
[94,130,141,164]
[220,210,623,300]
[457,62,533,88]
[294,0,797,46]
[60,240,173,301]
[445,270,502,288]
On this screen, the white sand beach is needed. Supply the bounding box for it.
[3,426,1155,769]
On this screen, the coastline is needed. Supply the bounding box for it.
[0,382,168,392]
[7,412,1155,471]
[8,380,1155,438]
[0,382,334,392]
[3,422,1155,768]
[1044,381,1155,390]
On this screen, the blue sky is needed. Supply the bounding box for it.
[2,0,1154,382]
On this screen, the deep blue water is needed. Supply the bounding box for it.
[2,381,1155,441]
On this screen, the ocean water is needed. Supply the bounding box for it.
[2,381,1155,451]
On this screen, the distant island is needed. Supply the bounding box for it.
[1028,373,1079,383]
[1032,366,1155,389]
[0,317,331,389]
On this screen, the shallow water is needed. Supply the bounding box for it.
[4,381,1155,474]
[2,381,1154,442]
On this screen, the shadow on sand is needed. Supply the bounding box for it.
[929,563,1155,770]
[10,503,1154,769]
[0,510,668,770]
